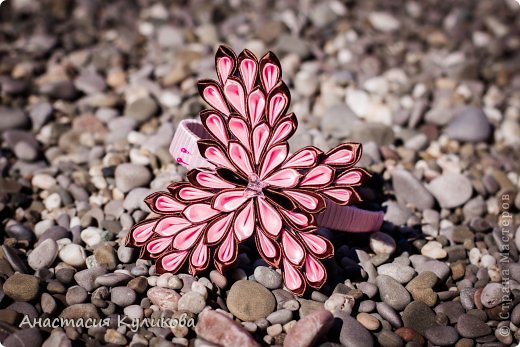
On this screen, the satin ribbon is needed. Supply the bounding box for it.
[168,119,384,233]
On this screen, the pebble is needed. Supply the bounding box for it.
[0,107,29,130]
[444,106,491,142]
[209,270,228,289]
[60,303,100,320]
[59,244,86,267]
[369,232,396,255]
[3,328,42,347]
[324,293,355,314]
[480,282,502,308]
[124,304,144,320]
[428,174,473,209]
[195,309,260,347]
[395,327,425,345]
[392,169,434,210]
[226,280,276,321]
[266,309,293,325]
[368,12,400,32]
[74,266,107,292]
[334,311,374,347]
[425,325,459,346]
[402,301,437,335]
[377,263,415,284]
[456,313,491,338]
[3,273,39,301]
[356,313,380,331]
[125,97,158,123]
[178,291,206,314]
[115,163,152,193]
[376,302,402,328]
[28,238,58,270]
[80,227,104,247]
[66,286,88,305]
[111,286,136,306]
[376,275,411,311]
[147,286,181,312]
[421,241,447,259]
[253,266,282,289]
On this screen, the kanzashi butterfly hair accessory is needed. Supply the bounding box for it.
[126,46,384,295]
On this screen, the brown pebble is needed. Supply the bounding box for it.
[356,312,380,331]
[395,327,425,345]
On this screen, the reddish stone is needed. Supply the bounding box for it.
[284,310,334,347]
[147,287,180,312]
[195,309,260,347]
[395,327,425,345]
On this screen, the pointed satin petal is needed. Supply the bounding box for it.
[268,91,288,125]
[202,112,229,145]
[282,147,320,169]
[178,186,214,201]
[155,217,191,237]
[259,144,288,179]
[200,83,230,115]
[299,165,334,187]
[159,251,188,272]
[252,123,270,164]
[282,230,305,266]
[261,62,280,93]
[213,189,250,212]
[147,237,172,254]
[206,213,234,244]
[248,89,266,126]
[282,258,305,295]
[322,188,352,204]
[256,197,282,237]
[183,204,219,222]
[217,231,236,263]
[152,194,186,213]
[195,171,236,189]
[240,58,257,93]
[335,170,364,186]
[224,79,246,117]
[228,142,254,176]
[190,240,209,270]
[263,168,300,188]
[299,232,329,256]
[280,209,310,227]
[305,255,326,287]
[228,117,250,150]
[234,200,255,241]
[172,224,205,250]
[131,220,156,243]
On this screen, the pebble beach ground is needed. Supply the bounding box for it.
[1,0,520,346]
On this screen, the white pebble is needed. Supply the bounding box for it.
[32,174,56,190]
[45,193,62,210]
[58,244,86,267]
[81,227,103,247]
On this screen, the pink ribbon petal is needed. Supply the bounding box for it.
[234,200,255,241]
[256,197,282,237]
[160,251,188,272]
[155,217,191,237]
[213,189,250,212]
[183,204,219,222]
[282,229,305,266]
[173,224,206,250]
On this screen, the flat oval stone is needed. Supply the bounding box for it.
[227,280,276,321]
[376,275,411,311]
[425,325,459,346]
[456,313,491,338]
